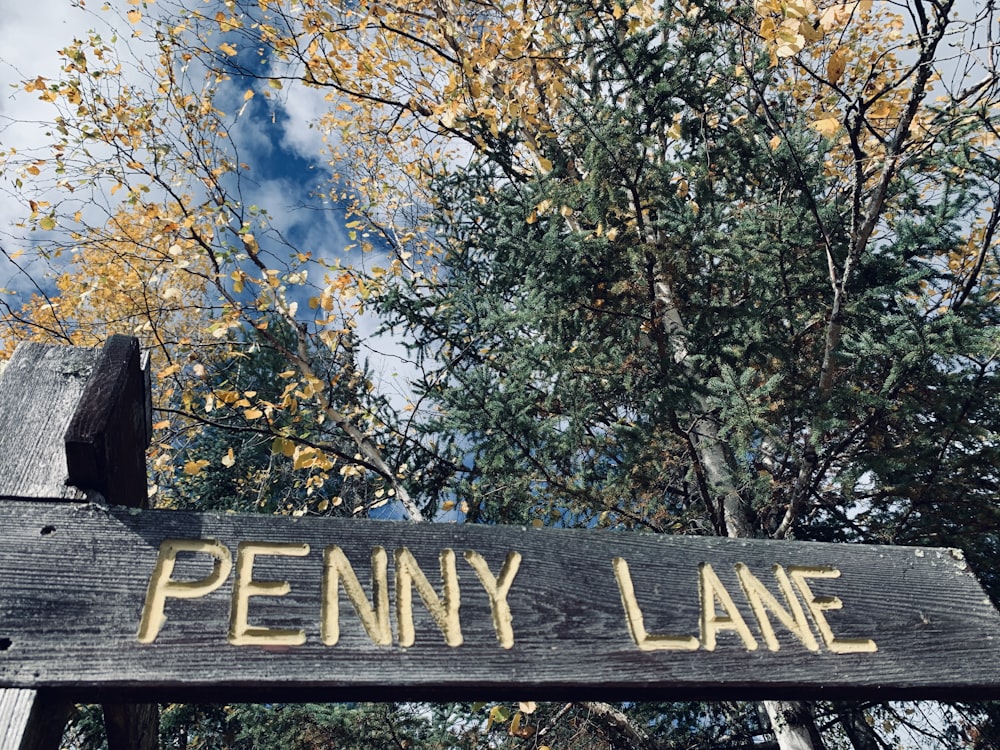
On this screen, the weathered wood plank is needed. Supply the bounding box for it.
[0,689,69,750]
[0,343,99,501]
[0,501,998,702]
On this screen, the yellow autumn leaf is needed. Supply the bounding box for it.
[774,25,805,58]
[126,8,141,23]
[183,459,209,476]
[221,447,236,467]
[800,20,824,42]
[244,407,264,420]
[273,437,296,457]
[519,701,537,714]
[509,712,523,736]
[152,419,170,430]
[667,120,682,139]
[826,48,849,85]
[811,115,841,137]
[486,705,509,731]
[869,100,897,119]
[294,446,319,470]
[158,363,181,379]
[818,1,867,31]
[782,0,816,19]
[219,42,238,56]
[243,88,254,101]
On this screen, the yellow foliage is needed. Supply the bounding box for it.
[3,0,994,522]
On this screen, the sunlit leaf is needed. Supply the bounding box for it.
[811,115,841,137]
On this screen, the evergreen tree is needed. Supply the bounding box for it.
[381,0,1000,745]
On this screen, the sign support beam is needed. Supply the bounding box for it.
[0,338,155,750]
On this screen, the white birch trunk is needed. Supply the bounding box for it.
[765,701,825,750]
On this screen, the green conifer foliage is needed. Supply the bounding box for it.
[380,0,1000,744]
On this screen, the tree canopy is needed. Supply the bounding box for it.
[2,0,999,746]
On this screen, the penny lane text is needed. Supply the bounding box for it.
[136,539,877,654]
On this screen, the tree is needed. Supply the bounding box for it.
[381,0,1000,745]
[2,0,998,746]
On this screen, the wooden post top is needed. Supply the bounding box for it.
[0,336,151,506]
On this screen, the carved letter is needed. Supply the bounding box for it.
[137,538,233,643]
[612,557,699,651]
[465,550,522,649]
[787,566,877,654]
[395,547,463,647]
[699,563,757,651]
[229,541,310,646]
[735,563,819,652]
[322,546,392,646]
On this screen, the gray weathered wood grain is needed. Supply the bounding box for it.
[0,343,99,501]
[0,338,156,748]
[64,335,151,508]
[0,501,998,702]
[0,342,99,749]
[0,689,68,750]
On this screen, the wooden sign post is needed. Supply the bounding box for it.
[0,337,155,750]
[1,338,1000,746]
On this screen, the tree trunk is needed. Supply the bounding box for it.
[765,701,827,750]
[648,259,825,750]
[835,704,883,750]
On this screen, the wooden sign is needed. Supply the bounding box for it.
[0,499,998,702]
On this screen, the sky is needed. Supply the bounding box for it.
[0,0,345,289]
[0,0,449,519]
[0,0,413,378]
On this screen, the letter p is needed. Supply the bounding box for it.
[137,539,233,643]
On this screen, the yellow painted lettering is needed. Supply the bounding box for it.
[787,566,877,654]
[321,546,391,646]
[395,548,463,647]
[228,541,310,646]
[464,550,521,649]
[699,563,757,651]
[612,557,699,651]
[735,563,819,652]
[137,538,232,643]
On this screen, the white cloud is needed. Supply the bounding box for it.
[0,1,150,296]
[274,80,332,159]
[2,2,75,294]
